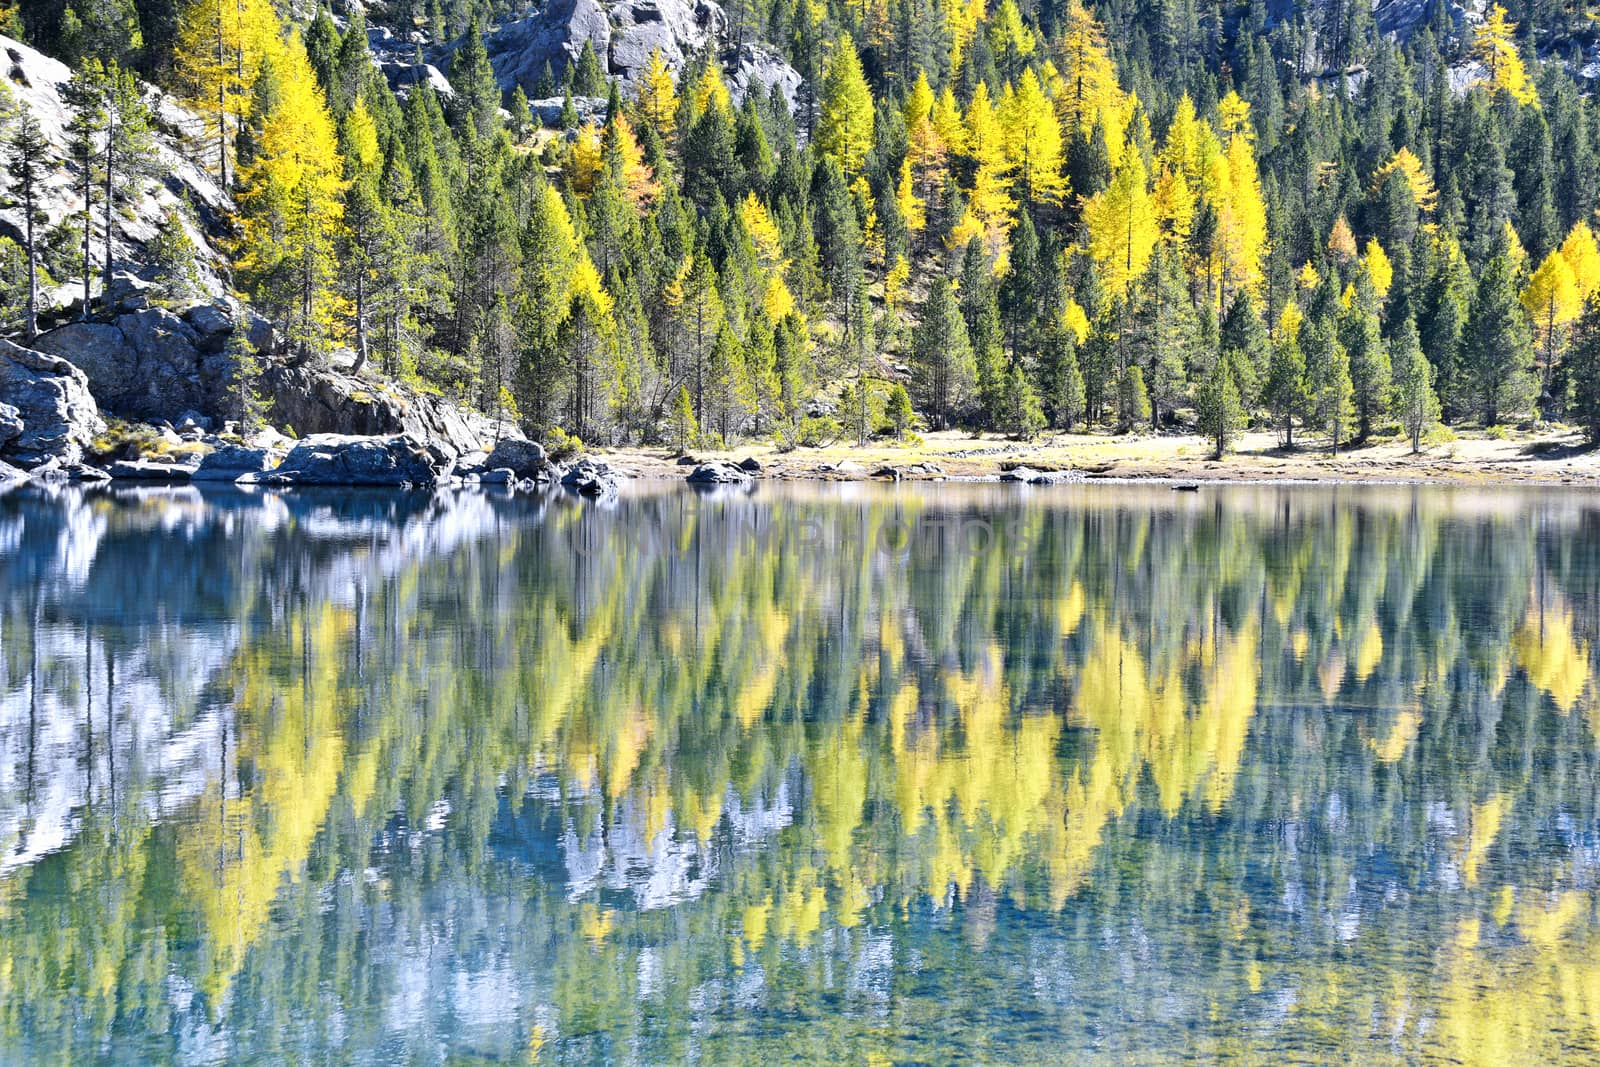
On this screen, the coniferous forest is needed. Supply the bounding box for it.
[4,0,1600,453]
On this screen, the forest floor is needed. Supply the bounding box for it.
[598,426,1600,486]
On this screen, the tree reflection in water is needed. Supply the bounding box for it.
[0,481,1598,1064]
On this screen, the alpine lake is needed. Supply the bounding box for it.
[2,478,1599,1064]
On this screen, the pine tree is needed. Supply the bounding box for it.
[910,276,974,429]
[1263,331,1308,447]
[63,60,108,320]
[886,382,913,441]
[516,180,583,435]
[1197,359,1245,457]
[1465,236,1538,425]
[6,113,49,340]
[1569,298,1600,443]
[1303,314,1354,453]
[96,62,156,307]
[1390,316,1440,452]
[1340,271,1389,440]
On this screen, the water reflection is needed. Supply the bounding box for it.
[2,481,1599,1063]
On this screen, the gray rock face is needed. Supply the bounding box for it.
[0,340,106,467]
[263,365,483,460]
[686,460,752,484]
[192,445,283,481]
[483,438,554,480]
[999,466,1084,485]
[482,0,801,106]
[0,458,26,485]
[108,458,198,481]
[0,401,21,445]
[32,303,273,422]
[560,455,622,495]
[254,434,442,487]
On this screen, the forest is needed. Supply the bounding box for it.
[3,0,1600,454]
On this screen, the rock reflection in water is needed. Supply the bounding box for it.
[1,481,1598,1064]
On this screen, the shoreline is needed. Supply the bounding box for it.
[591,427,1600,489]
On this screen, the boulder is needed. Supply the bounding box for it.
[263,365,482,459]
[1000,466,1083,485]
[192,444,283,482]
[253,434,442,487]
[675,454,699,465]
[737,456,763,473]
[108,458,198,481]
[0,401,21,445]
[560,455,622,495]
[687,460,752,484]
[483,437,555,480]
[477,467,516,485]
[0,458,26,485]
[872,465,903,480]
[32,304,271,422]
[480,0,801,106]
[0,339,106,467]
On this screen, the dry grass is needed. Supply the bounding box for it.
[593,426,1600,486]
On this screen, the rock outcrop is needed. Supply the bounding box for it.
[686,460,753,484]
[481,438,559,481]
[0,36,231,311]
[560,455,623,495]
[263,365,484,459]
[250,434,443,487]
[107,459,198,481]
[192,445,283,482]
[476,0,802,106]
[34,300,274,423]
[0,340,106,467]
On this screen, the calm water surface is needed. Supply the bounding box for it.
[2,480,1599,1064]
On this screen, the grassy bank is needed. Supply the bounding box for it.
[593,427,1600,486]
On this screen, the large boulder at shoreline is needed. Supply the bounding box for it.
[0,340,106,467]
[108,458,197,481]
[192,444,283,482]
[482,438,556,481]
[560,455,622,495]
[33,302,274,422]
[262,365,483,459]
[253,434,442,487]
[686,460,752,485]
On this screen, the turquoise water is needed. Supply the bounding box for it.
[1,480,1598,1064]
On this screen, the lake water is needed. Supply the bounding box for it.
[2,480,1599,1064]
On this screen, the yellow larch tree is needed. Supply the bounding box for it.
[1152,164,1194,246]
[604,113,657,209]
[943,0,985,72]
[1082,147,1157,296]
[896,158,925,237]
[932,85,966,158]
[1521,250,1581,392]
[234,31,347,358]
[817,35,875,180]
[1363,238,1393,298]
[1560,222,1600,299]
[1371,147,1438,212]
[1472,4,1538,106]
[740,192,795,320]
[568,122,605,195]
[1055,0,1126,161]
[1000,69,1068,207]
[635,48,679,139]
[949,81,1014,265]
[1212,131,1269,303]
[903,71,946,228]
[172,0,284,188]
[689,61,732,120]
